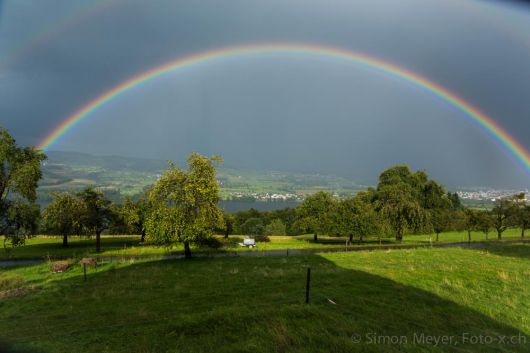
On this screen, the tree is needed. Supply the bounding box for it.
[476,210,493,240]
[375,166,444,241]
[334,194,380,244]
[430,208,452,242]
[447,192,463,210]
[296,191,336,242]
[268,207,300,235]
[221,212,235,239]
[463,209,481,244]
[233,208,262,234]
[78,187,113,252]
[240,217,265,235]
[0,128,46,248]
[42,192,84,247]
[376,184,427,242]
[265,218,286,236]
[122,195,151,241]
[512,193,530,238]
[1,201,40,249]
[491,197,517,240]
[145,153,222,259]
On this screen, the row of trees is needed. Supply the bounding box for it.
[294,166,529,243]
[2,127,529,258]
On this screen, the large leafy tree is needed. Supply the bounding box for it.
[491,197,517,240]
[240,217,265,236]
[334,193,381,243]
[122,195,151,241]
[0,128,46,248]
[463,208,482,243]
[265,218,286,236]
[145,153,222,259]
[43,192,84,247]
[377,184,426,242]
[78,187,113,252]
[512,193,530,238]
[430,208,453,242]
[375,166,448,242]
[476,210,493,240]
[296,191,336,242]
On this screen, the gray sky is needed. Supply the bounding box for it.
[1,0,530,188]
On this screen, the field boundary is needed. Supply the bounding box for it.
[2,238,529,267]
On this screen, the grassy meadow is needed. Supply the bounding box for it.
[1,243,529,352]
[0,228,525,261]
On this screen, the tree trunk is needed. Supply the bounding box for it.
[396,230,403,242]
[348,234,353,244]
[62,234,68,247]
[467,230,471,244]
[184,241,192,259]
[436,233,439,242]
[313,232,318,242]
[522,226,526,239]
[96,231,101,252]
[140,230,146,242]
[497,230,502,240]
[224,229,229,239]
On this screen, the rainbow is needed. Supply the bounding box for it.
[37,43,530,174]
[0,0,122,69]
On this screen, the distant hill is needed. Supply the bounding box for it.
[38,151,365,206]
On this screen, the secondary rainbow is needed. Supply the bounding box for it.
[37,43,530,175]
[0,0,122,69]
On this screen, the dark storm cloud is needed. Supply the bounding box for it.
[0,0,530,188]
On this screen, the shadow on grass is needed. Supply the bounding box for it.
[0,254,528,353]
[467,242,530,261]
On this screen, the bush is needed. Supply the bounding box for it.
[240,217,265,236]
[254,234,270,242]
[196,236,223,249]
[265,219,286,236]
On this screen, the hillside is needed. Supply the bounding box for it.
[38,151,364,205]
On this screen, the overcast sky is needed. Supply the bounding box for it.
[1,0,530,188]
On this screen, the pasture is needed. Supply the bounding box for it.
[0,228,525,261]
[1,243,529,352]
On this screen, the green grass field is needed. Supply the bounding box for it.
[0,243,529,352]
[0,228,525,261]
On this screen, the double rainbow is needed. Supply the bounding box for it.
[37,43,530,175]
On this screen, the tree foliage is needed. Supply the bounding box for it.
[78,187,113,252]
[334,193,381,243]
[491,197,517,240]
[145,153,222,258]
[265,218,286,236]
[43,192,85,247]
[122,195,151,241]
[0,128,45,248]
[296,191,336,242]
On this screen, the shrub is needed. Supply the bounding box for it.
[265,219,287,236]
[254,234,270,242]
[196,236,223,249]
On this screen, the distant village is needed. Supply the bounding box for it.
[457,189,529,202]
[228,189,530,203]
